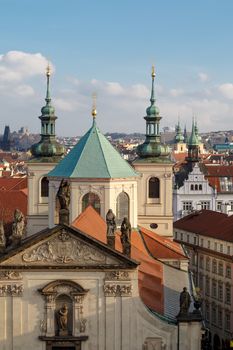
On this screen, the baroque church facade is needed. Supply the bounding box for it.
[0,66,203,350]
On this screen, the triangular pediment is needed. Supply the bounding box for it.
[0,225,138,269]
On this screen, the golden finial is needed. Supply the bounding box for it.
[46,62,51,77]
[92,92,97,118]
[152,64,156,78]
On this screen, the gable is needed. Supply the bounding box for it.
[0,227,137,269]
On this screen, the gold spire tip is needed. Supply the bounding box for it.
[46,62,51,76]
[92,92,97,118]
[151,65,156,78]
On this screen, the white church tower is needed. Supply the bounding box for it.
[133,67,173,237]
[27,66,65,235]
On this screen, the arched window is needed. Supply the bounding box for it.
[82,192,100,214]
[190,184,194,190]
[116,192,129,225]
[149,177,160,198]
[195,184,198,190]
[199,184,202,190]
[41,177,49,197]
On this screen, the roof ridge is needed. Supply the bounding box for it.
[70,126,93,177]
[95,126,111,178]
[140,227,186,258]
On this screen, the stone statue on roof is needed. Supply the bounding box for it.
[120,217,131,257]
[106,209,116,249]
[106,209,116,236]
[11,209,25,243]
[57,179,71,210]
[179,287,191,315]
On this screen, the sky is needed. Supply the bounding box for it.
[1,0,233,136]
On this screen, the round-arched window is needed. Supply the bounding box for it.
[82,192,101,214]
[116,192,129,225]
[149,177,160,198]
[41,177,49,197]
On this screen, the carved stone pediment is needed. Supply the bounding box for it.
[1,229,125,268]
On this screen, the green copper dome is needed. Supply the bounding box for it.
[30,66,65,162]
[136,67,171,162]
[48,116,138,179]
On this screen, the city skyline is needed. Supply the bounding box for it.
[1,1,233,136]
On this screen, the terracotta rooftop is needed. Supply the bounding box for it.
[0,177,27,191]
[174,209,233,242]
[72,205,187,314]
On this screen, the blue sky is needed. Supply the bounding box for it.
[1,0,233,135]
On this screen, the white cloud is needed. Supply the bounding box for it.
[219,83,233,99]
[0,51,52,82]
[198,72,209,82]
[54,98,77,112]
[14,84,35,96]
[170,88,184,97]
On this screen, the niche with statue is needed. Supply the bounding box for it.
[39,280,88,339]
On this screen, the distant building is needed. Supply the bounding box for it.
[174,210,233,349]
[1,125,12,151]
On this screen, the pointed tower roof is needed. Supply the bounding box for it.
[135,66,171,162]
[30,64,65,162]
[48,108,138,179]
[189,119,199,146]
[174,118,184,143]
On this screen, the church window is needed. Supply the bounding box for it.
[217,201,222,212]
[220,177,233,192]
[190,184,194,190]
[199,184,202,190]
[200,201,210,210]
[195,184,198,190]
[212,304,217,325]
[212,260,217,273]
[116,191,129,226]
[212,280,217,298]
[218,307,223,328]
[82,192,100,214]
[41,177,49,197]
[225,284,231,305]
[225,311,231,331]
[218,282,223,301]
[148,177,160,198]
[182,201,192,211]
[218,262,223,276]
[226,265,231,278]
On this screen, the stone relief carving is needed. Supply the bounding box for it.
[0,271,22,280]
[0,284,23,296]
[104,283,132,297]
[105,271,130,281]
[22,231,106,265]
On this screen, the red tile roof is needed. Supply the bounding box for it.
[139,226,187,260]
[72,206,186,313]
[174,209,233,242]
[0,177,27,191]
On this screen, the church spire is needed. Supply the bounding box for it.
[136,66,170,160]
[30,64,65,161]
[186,118,200,162]
[92,92,97,124]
